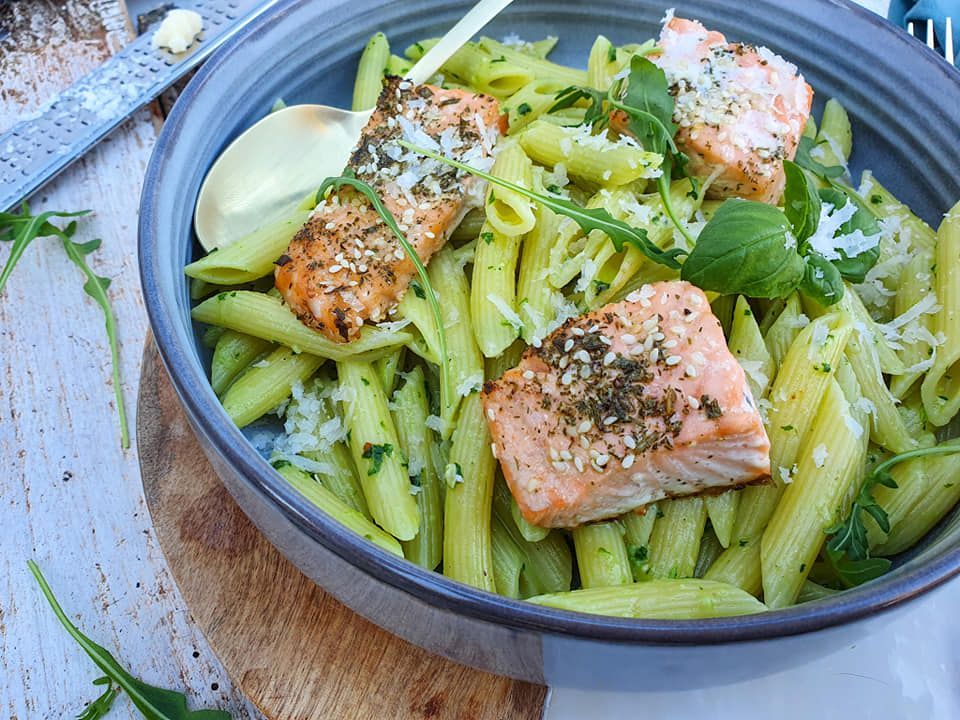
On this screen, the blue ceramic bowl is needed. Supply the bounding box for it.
[139,0,960,690]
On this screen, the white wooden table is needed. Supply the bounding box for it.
[10,2,953,720]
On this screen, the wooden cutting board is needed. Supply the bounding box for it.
[137,340,548,720]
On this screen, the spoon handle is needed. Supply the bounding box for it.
[407,0,516,85]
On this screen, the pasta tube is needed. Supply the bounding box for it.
[192,291,411,362]
[221,346,322,428]
[572,521,632,588]
[210,330,272,396]
[443,393,496,591]
[391,367,443,570]
[352,32,389,111]
[518,120,661,187]
[338,360,420,541]
[527,580,768,619]
[275,463,403,557]
[922,201,960,426]
[647,497,708,579]
[761,379,869,608]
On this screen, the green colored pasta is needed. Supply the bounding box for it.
[192,291,410,362]
[353,32,390,111]
[338,359,420,541]
[221,346,323,428]
[573,521,632,588]
[443,393,496,591]
[527,579,768,619]
[647,497,708,579]
[210,330,272,396]
[275,463,403,557]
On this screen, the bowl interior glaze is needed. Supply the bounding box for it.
[140,0,960,648]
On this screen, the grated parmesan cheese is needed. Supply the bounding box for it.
[812,444,829,468]
[487,293,524,331]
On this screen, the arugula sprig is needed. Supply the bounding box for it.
[398,141,685,270]
[552,55,697,246]
[0,206,129,447]
[28,560,230,719]
[315,174,452,424]
[77,677,121,720]
[824,443,960,587]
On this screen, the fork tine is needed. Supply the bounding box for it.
[927,18,936,49]
[947,17,955,65]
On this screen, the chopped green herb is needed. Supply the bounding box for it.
[606,44,618,63]
[411,281,426,299]
[781,425,795,431]
[361,442,394,475]
[545,184,563,194]
[816,362,832,373]
[738,538,749,547]
[516,102,532,116]
[592,279,610,293]
[870,194,883,205]
[480,231,495,244]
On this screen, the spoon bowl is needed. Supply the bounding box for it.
[193,0,514,252]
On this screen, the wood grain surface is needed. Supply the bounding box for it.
[0,2,259,717]
[137,341,548,720]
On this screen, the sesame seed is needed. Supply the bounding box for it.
[578,420,593,434]
[643,317,659,330]
[563,339,575,352]
[622,453,635,469]
[666,355,682,366]
[358,264,368,272]
[490,443,498,459]
[603,415,617,425]
[522,369,535,380]
[574,350,591,363]
[574,456,585,472]
[684,311,699,324]
[671,326,686,335]
[579,365,592,379]
[324,222,336,230]
[589,324,600,333]
[558,356,570,369]
[688,395,700,409]
[603,351,616,366]
[580,435,591,449]
[621,333,636,345]
[425,231,436,239]
[561,372,574,385]
[552,460,567,471]
[599,336,612,346]
[596,453,610,466]
[329,264,342,273]
[487,408,496,421]
[560,449,573,461]
[571,327,585,337]
[652,332,665,341]
[686,364,698,377]
[689,294,703,306]
[623,435,637,449]
[650,348,660,362]
[664,339,678,349]
[549,446,560,461]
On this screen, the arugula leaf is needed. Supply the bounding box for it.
[0,206,129,448]
[0,204,90,295]
[794,135,845,181]
[816,187,881,283]
[315,174,451,430]
[361,442,393,475]
[782,160,821,242]
[799,251,844,306]
[824,442,960,586]
[680,199,805,297]
[77,677,121,720]
[28,561,231,719]
[58,228,130,449]
[400,141,684,269]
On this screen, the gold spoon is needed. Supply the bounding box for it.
[194,0,515,251]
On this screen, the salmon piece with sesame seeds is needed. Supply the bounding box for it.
[482,280,770,528]
[276,76,501,342]
[650,16,813,205]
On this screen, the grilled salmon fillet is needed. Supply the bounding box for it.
[651,16,813,204]
[482,281,771,528]
[275,77,501,342]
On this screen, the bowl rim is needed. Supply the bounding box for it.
[139,0,960,645]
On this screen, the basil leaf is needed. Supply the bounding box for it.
[782,160,820,242]
[817,187,881,283]
[680,199,805,298]
[799,251,844,306]
[794,135,845,181]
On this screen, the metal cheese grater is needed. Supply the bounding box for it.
[0,0,280,212]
